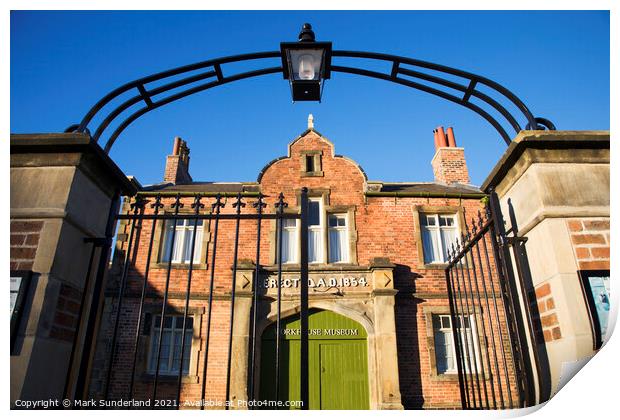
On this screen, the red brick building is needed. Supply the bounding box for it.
[91,118,502,409]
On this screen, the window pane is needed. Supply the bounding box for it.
[183,331,192,373]
[329,229,342,262]
[461,316,470,329]
[306,154,315,172]
[338,227,349,262]
[308,230,321,262]
[163,316,173,328]
[149,333,160,372]
[440,226,458,262]
[182,226,194,262]
[328,215,338,227]
[309,201,320,226]
[441,316,451,329]
[445,332,455,372]
[172,225,185,262]
[434,330,450,373]
[192,228,203,263]
[171,330,192,374]
[439,215,455,227]
[159,330,172,371]
[161,220,175,262]
[282,218,296,228]
[422,227,438,263]
[281,224,296,263]
[443,215,455,226]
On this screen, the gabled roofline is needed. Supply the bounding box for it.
[257,128,368,183]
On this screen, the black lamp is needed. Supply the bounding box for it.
[280,23,332,102]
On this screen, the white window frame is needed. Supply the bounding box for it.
[161,218,204,264]
[433,314,481,375]
[421,213,459,264]
[279,217,299,264]
[147,315,193,376]
[274,197,353,265]
[307,197,324,264]
[328,213,349,263]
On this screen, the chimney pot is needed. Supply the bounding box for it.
[433,129,441,150]
[173,136,181,155]
[436,126,448,148]
[447,127,457,147]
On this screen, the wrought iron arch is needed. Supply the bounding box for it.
[69,50,556,152]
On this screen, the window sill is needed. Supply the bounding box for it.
[418,262,449,270]
[300,171,324,177]
[140,373,199,384]
[431,371,486,381]
[153,263,208,270]
[431,372,461,381]
[264,263,362,272]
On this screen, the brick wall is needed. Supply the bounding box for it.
[567,218,610,270]
[431,148,470,185]
[50,283,83,343]
[535,282,562,343]
[10,219,83,344]
[10,220,43,271]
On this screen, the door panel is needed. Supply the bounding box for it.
[259,310,369,410]
[320,343,344,409]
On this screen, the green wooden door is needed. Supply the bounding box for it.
[259,309,370,410]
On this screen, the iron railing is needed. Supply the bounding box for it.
[444,192,549,409]
[64,189,310,409]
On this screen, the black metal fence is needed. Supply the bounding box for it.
[444,192,548,409]
[65,189,310,409]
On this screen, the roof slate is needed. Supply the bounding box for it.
[141,181,482,195]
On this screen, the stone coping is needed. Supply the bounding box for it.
[481,130,610,193]
[10,132,137,196]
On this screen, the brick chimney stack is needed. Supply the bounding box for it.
[164,136,192,184]
[431,126,470,184]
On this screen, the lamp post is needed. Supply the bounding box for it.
[280,23,332,102]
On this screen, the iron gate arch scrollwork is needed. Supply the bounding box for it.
[67,32,556,150]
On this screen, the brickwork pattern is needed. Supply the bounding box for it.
[567,218,610,271]
[50,283,83,343]
[164,155,192,184]
[10,220,43,271]
[535,282,562,343]
[431,148,470,185]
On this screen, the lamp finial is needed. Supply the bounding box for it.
[298,23,316,42]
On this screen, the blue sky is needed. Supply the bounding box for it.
[10,10,609,186]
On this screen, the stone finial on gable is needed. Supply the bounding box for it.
[308,114,314,130]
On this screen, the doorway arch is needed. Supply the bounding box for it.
[259,309,370,410]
